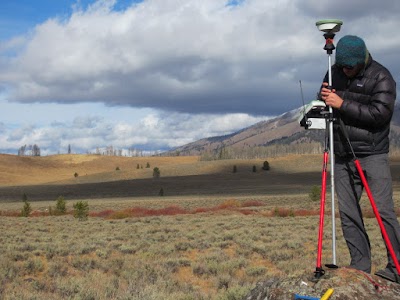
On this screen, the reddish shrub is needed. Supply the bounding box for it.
[124,205,189,217]
[239,209,255,215]
[193,206,219,214]
[154,206,189,216]
[127,207,151,217]
[0,210,21,217]
[1,203,346,220]
[90,209,115,218]
[193,207,211,214]
[241,200,265,207]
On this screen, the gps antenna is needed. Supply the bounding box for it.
[299,80,307,122]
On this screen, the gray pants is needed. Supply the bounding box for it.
[335,153,400,273]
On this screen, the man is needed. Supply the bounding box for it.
[320,35,400,282]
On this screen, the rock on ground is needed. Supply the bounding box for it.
[243,267,400,300]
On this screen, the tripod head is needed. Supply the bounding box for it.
[316,20,343,55]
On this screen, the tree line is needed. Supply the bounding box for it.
[16,144,160,157]
[200,142,324,161]
[17,144,41,156]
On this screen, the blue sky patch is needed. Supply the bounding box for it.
[226,0,245,7]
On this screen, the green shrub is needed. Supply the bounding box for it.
[24,258,45,274]
[21,198,31,217]
[309,185,321,202]
[153,167,160,178]
[262,161,270,170]
[74,172,79,178]
[217,286,249,300]
[73,201,89,221]
[252,165,257,172]
[55,196,67,215]
[245,266,267,276]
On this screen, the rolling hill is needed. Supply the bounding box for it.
[166,104,400,156]
[0,153,330,201]
[1,152,400,202]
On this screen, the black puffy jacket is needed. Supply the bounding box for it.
[322,55,396,157]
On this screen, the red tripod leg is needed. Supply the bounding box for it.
[354,159,400,274]
[315,150,329,278]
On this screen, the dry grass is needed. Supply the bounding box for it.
[0,194,396,299]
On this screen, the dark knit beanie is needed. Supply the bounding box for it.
[335,35,367,67]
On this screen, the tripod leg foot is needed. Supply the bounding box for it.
[314,267,325,279]
[325,264,339,269]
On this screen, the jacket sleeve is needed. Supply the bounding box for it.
[317,71,329,101]
[339,72,396,128]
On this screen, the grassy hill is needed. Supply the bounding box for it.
[0,153,326,201]
[1,153,400,202]
[0,153,327,187]
[0,154,200,186]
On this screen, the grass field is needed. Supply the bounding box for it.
[0,154,399,299]
[0,195,391,300]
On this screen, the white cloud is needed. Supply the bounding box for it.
[0,0,328,115]
[0,110,268,154]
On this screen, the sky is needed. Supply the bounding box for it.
[1,0,400,155]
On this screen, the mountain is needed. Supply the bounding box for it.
[167,103,400,156]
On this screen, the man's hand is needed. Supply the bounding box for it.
[320,82,344,109]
